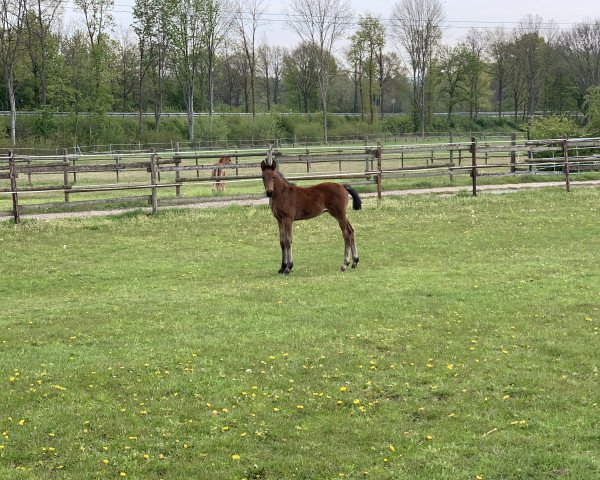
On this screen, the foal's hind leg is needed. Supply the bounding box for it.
[348,220,359,268]
[338,217,353,271]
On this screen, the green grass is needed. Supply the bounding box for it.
[1,188,599,479]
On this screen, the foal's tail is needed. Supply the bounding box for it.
[344,184,362,210]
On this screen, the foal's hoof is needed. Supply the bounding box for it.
[340,265,347,272]
[351,257,359,269]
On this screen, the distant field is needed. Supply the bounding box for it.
[1,188,599,479]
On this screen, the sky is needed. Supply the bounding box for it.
[67,0,600,50]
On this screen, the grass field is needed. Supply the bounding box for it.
[1,188,599,479]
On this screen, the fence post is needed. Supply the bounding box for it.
[563,135,571,192]
[174,142,181,197]
[62,149,70,203]
[376,141,383,200]
[8,150,20,224]
[305,148,310,173]
[115,155,120,182]
[470,136,478,196]
[449,132,454,182]
[510,132,517,173]
[150,152,158,214]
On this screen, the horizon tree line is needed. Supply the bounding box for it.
[1,0,600,145]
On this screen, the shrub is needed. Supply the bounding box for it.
[381,115,413,135]
[584,86,600,137]
[529,115,581,140]
[197,116,230,146]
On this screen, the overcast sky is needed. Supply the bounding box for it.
[80,0,599,50]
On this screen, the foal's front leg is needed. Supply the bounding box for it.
[280,219,293,274]
[278,220,287,274]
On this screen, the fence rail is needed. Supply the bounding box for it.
[2,136,599,223]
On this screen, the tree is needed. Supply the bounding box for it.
[349,14,385,124]
[0,0,26,145]
[133,0,158,134]
[435,44,470,118]
[286,0,352,141]
[379,51,407,114]
[464,28,488,120]
[167,0,203,141]
[346,34,365,115]
[200,0,231,115]
[282,42,320,112]
[23,0,62,108]
[390,0,444,135]
[215,40,247,109]
[235,0,264,116]
[74,0,115,114]
[487,27,510,117]
[584,85,600,135]
[560,19,600,104]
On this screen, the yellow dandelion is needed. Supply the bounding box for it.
[389,445,395,452]
[353,399,360,405]
[18,419,25,426]
[296,405,304,410]
[119,472,127,477]
[339,386,348,392]
[231,454,241,461]
[102,459,109,465]
[425,435,433,441]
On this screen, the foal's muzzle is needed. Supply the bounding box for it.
[266,190,273,198]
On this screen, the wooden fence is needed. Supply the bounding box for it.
[1,136,599,223]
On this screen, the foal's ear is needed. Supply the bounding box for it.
[261,159,276,170]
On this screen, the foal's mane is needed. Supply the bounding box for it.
[275,167,296,186]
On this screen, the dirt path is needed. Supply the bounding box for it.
[9,180,600,222]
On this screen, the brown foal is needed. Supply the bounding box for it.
[212,156,232,192]
[260,159,361,274]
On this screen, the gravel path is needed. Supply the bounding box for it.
[7,179,600,222]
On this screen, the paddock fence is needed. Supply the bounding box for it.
[1,135,599,223]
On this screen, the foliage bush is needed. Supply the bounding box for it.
[381,115,414,135]
[584,86,600,137]
[293,122,323,143]
[529,115,581,139]
[0,111,561,151]
[197,116,230,146]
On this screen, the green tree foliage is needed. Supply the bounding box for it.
[529,115,581,139]
[584,85,600,136]
[348,14,385,124]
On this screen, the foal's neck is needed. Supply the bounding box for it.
[274,170,292,192]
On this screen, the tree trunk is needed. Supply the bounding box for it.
[208,50,215,115]
[378,46,384,120]
[7,66,17,146]
[186,81,194,141]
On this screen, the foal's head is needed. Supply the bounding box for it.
[260,159,277,197]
